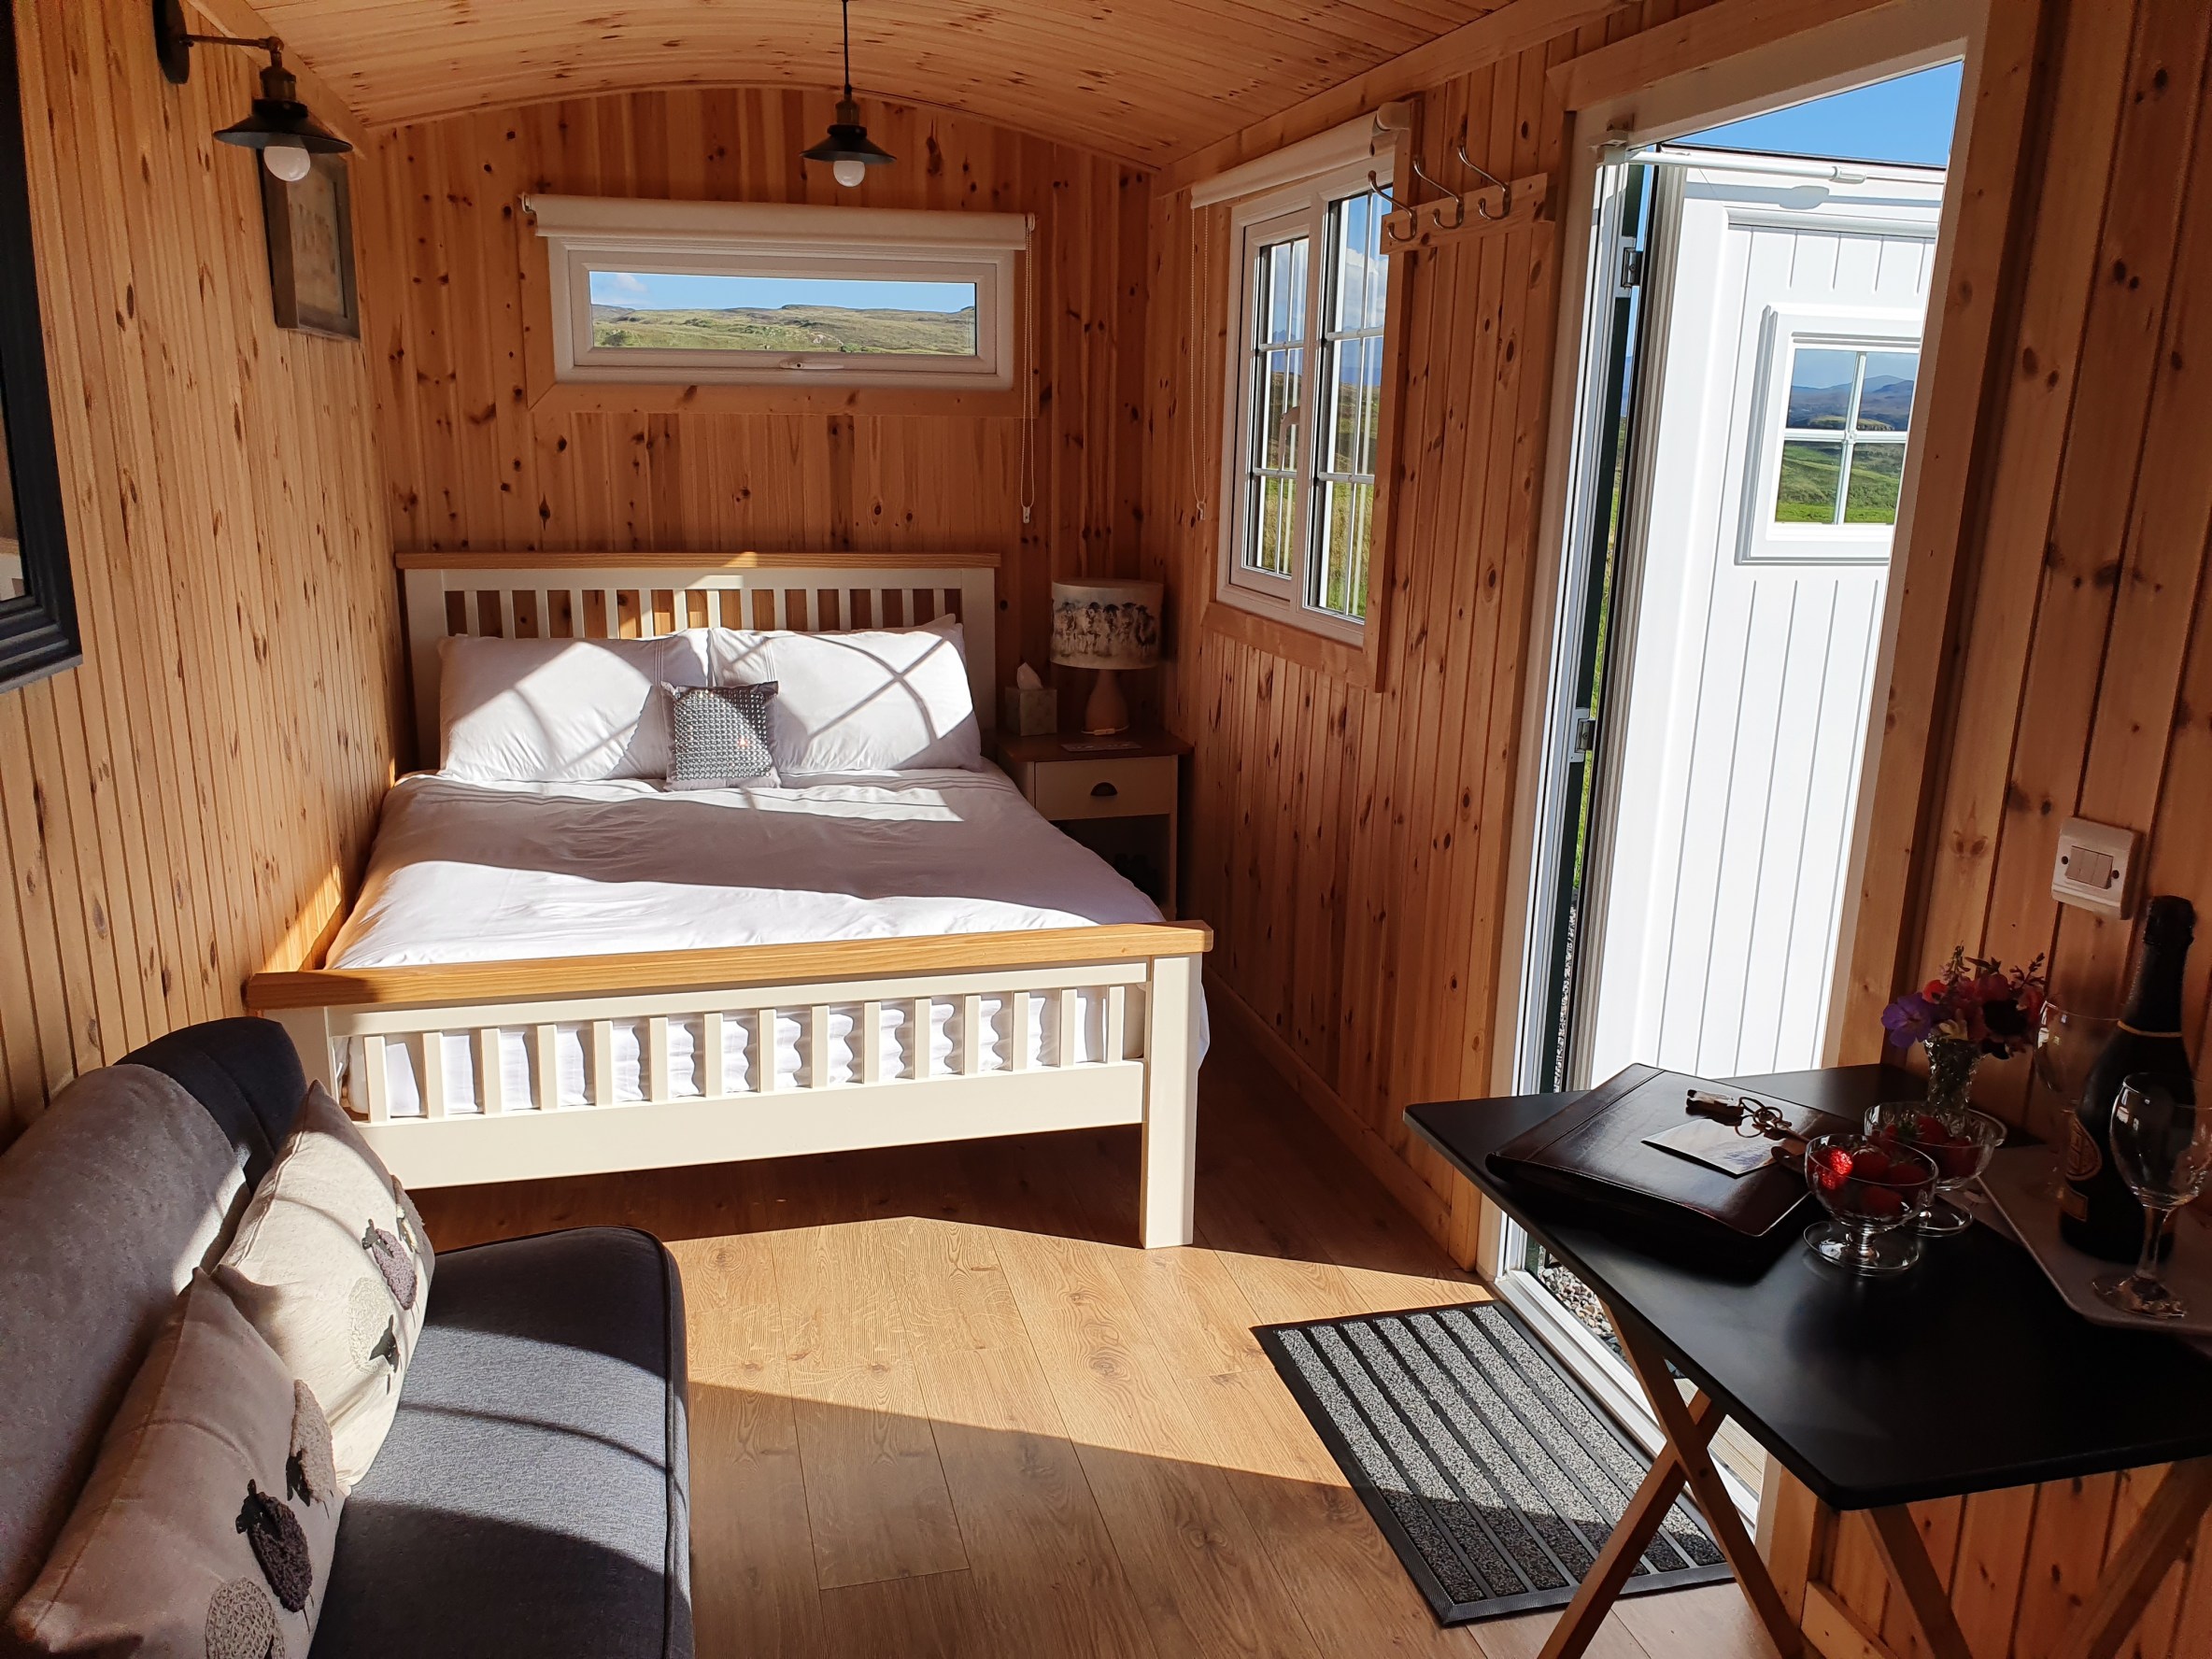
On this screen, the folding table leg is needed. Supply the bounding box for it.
[1611,1320,1807,1659]
[1535,1393,1711,1659]
[1861,1507,1972,1659]
[2050,1455,2212,1659]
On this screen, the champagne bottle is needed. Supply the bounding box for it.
[2059,895,2195,1262]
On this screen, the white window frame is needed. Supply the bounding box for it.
[1741,306,1923,564]
[1215,158,1394,645]
[527,194,1029,390]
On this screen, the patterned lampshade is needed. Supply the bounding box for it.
[1050,578,1163,671]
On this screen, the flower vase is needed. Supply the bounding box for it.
[1922,1037,1981,1119]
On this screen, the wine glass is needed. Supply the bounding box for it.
[2093,1073,2212,1320]
[1804,1132,1938,1278]
[2034,1001,2120,1198]
[1864,1101,2005,1235]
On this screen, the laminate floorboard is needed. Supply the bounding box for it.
[414,1019,1767,1659]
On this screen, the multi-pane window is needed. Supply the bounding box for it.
[1773,344,1919,527]
[1221,163,1392,641]
[1747,326,1921,562]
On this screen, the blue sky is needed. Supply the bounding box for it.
[1676,61,1962,167]
[588,271,977,313]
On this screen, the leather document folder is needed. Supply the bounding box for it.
[1489,1064,1853,1263]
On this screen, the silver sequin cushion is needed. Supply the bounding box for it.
[666,682,781,790]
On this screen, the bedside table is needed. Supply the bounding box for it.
[996,730,1191,917]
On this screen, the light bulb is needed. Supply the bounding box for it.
[262,141,313,183]
[833,156,868,189]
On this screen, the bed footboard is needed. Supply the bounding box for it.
[249,923,1210,1248]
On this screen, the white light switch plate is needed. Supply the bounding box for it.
[2051,815,2135,918]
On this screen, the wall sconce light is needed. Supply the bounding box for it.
[152,0,353,183]
[801,0,894,188]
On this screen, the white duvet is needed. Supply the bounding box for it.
[329,768,1196,1114]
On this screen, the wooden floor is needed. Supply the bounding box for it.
[414,1022,1767,1659]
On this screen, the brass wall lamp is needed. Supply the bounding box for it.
[151,0,352,182]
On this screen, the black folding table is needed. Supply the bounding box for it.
[1407,1064,2212,1659]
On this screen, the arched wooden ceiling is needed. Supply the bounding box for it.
[248,0,1515,164]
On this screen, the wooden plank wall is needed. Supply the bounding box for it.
[0,0,403,1146]
[1141,0,2212,1653]
[1812,3,2212,1656]
[1141,3,1670,1252]
[349,87,1149,760]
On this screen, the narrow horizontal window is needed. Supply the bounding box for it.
[530,195,1028,391]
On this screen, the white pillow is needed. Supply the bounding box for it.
[714,616,982,774]
[437,632,711,782]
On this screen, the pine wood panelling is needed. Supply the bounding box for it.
[1809,1,2212,1654]
[1152,2,2212,1654]
[0,0,401,1145]
[1142,5,1605,1253]
[352,88,1148,753]
[249,0,1517,164]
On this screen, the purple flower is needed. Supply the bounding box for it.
[1881,991,1936,1048]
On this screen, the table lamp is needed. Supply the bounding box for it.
[1050,578,1162,735]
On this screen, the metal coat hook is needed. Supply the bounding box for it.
[1454,138,1511,220]
[1408,152,1465,231]
[1370,168,1419,246]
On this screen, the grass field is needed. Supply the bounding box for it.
[590,304,976,355]
[1777,439,1904,525]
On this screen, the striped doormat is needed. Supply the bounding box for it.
[1256,1299,1733,1624]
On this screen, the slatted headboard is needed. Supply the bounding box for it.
[397,550,1000,764]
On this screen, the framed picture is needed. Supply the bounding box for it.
[261,151,360,339]
[0,0,81,692]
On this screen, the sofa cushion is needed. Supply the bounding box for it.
[309,1227,691,1659]
[6,1273,346,1659]
[0,1066,257,1611]
[125,1017,308,1188]
[216,1085,435,1489]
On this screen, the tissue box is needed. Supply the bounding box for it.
[1001,686,1059,736]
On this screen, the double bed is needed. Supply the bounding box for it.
[248,552,1209,1248]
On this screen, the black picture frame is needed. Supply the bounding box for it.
[0,0,81,693]
[261,150,361,340]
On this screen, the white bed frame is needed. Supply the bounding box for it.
[249,551,1210,1249]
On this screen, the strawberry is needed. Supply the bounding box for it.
[1934,1141,1978,1181]
[1860,1186,1907,1220]
[1913,1113,1947,1142]
[1851,1146,1893,1182]
[1810,1146,1854,1193]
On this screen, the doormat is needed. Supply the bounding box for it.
[1255,1299,1733,1625]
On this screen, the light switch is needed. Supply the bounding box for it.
[2052,816,2136,919]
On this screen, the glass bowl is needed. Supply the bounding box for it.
[1803,1132,1938,1277]
[1863,1101,2004,1235]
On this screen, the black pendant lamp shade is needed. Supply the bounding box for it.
[213,58,350,156]
[803,0,894,185]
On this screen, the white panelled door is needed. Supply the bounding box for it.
[1585,157,1945,1082]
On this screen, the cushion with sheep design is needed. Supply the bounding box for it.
[4,1274,343,1659]
[214,1084,435,1489]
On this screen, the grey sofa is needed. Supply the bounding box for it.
[0,1018,693,1659]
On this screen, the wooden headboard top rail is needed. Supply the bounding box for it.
[397,549,1002,765]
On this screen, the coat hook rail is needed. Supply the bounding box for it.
[1380,164,1553,251]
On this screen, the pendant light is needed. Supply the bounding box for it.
[152,0,353,184]
[801,0,895,188]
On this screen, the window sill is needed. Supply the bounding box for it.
[1201,588,1382,688]
[526,379,1028,419]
